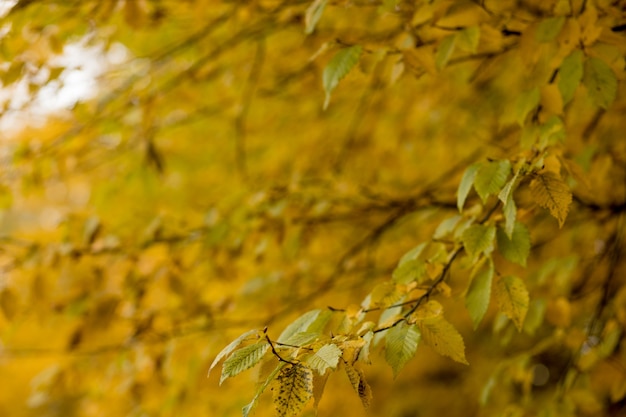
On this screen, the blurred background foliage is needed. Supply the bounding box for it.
[0,0,624,416]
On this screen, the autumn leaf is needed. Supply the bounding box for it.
[417,315,468,364]
[465,261,494,329]
[494,276,529,331]
[220,342,269,385]
[274,364,314,417]
[344,364,372,408]
[322,45,362,109]
[530,172,572,227]
[305,343,342,374]
[384,322,421,377]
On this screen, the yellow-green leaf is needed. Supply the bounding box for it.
[558,50,583,105]
[385,322,420,377]
[494,275,529,331]
[435,34,456,70]
[208,329,258,378]
[515,87,540,126]
[278,310,321,344]
[274,364,314,417]
[583,57,617,109]
[530,172,572,227]
[304,0,327,35]
[455,26,480,53]
[536,17,566,42]
[322,45,362,109]
[457,163,480,211]
[344,364,372,408]
[462,224,496,260]
[305,343,342,374]
[220,341,269,385]
[496,222,531,266]
[465,261,494,329]
[418,315,468,364]
[392,259,426,284]
[474,160,511,203]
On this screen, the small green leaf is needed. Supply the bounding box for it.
[220,342,269,385]
[457,163,480,211]
[474,160,511,203]
[496,222,531,266]
[278,310,321,344]
[434,215,462,239]
[536,17,565,42]
[515,87,540,126]
[385,322,420,377]
[465,261,494,329]
[208,329,258,377]
[455,26,480,53]
[494,276,529,331]
[305,344,342,374]
[304,0,327,34]
[435,34,456,70]
[558,50,583,105]
[323,45,362,109]
[462,224,496,260]
[503,195,517,239]
[584,57,617,109]
[398,242,427,266]
[392,259,426,284]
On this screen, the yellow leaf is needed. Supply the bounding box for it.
[344,365,372,408]
[494,275,529,331]
[417,315,468,364]
[274,364,314,417]
[530,171,572,227]
[541,84,563,115]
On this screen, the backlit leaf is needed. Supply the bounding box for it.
[385,322,420,377]
[278,310,321,344]
[503,196,517,238]
[457,163,480,211]
[465,261,494,329]
[496,222,531,266]
[305,343,342,374]
[322,45,362,109]
[418,315,468,364]
[304,0,327,34]
[558,50,583,105]
[474,160,511,203]
[208,329,258,378]
[274,364,314,417]
[530,172,572,227]
[462,224,496,260]
[344,364,372,408]
[494,275,529,331]
[220,342,269,385]
[583,57,617,109]
[456,26,480,53]
[392,258,426,284]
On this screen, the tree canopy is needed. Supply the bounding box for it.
[0,1,625,416]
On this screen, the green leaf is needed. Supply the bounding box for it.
[305,343,342,374]
[503,196,517,239]
[392,259,426,284]
[418,315,468,364]
[434,215,461,239]
[398,242,427,266]
[462,224,496,260]
[530,172,572,227]
[385,322,420,377]
[455,26,480,53]
[474,160,511,203]
[344,364,372,408]
[583,57,617,109]
[558,50,583,105]
[323,45,362,109]
[274,364,314,417]
[457,163,480,211]
[242,363,286,417]
[220,341,269,385]
[535,16,565,42]
[435,34,456,70]
[496,222,531,266]
[278,310,321,344]
[515,87,540,126]
[465,261,494,329]
[494,276,529,331]
[208,329,258,377]
[304,0,327,34]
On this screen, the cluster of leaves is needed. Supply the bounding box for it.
[0,0,624,417]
